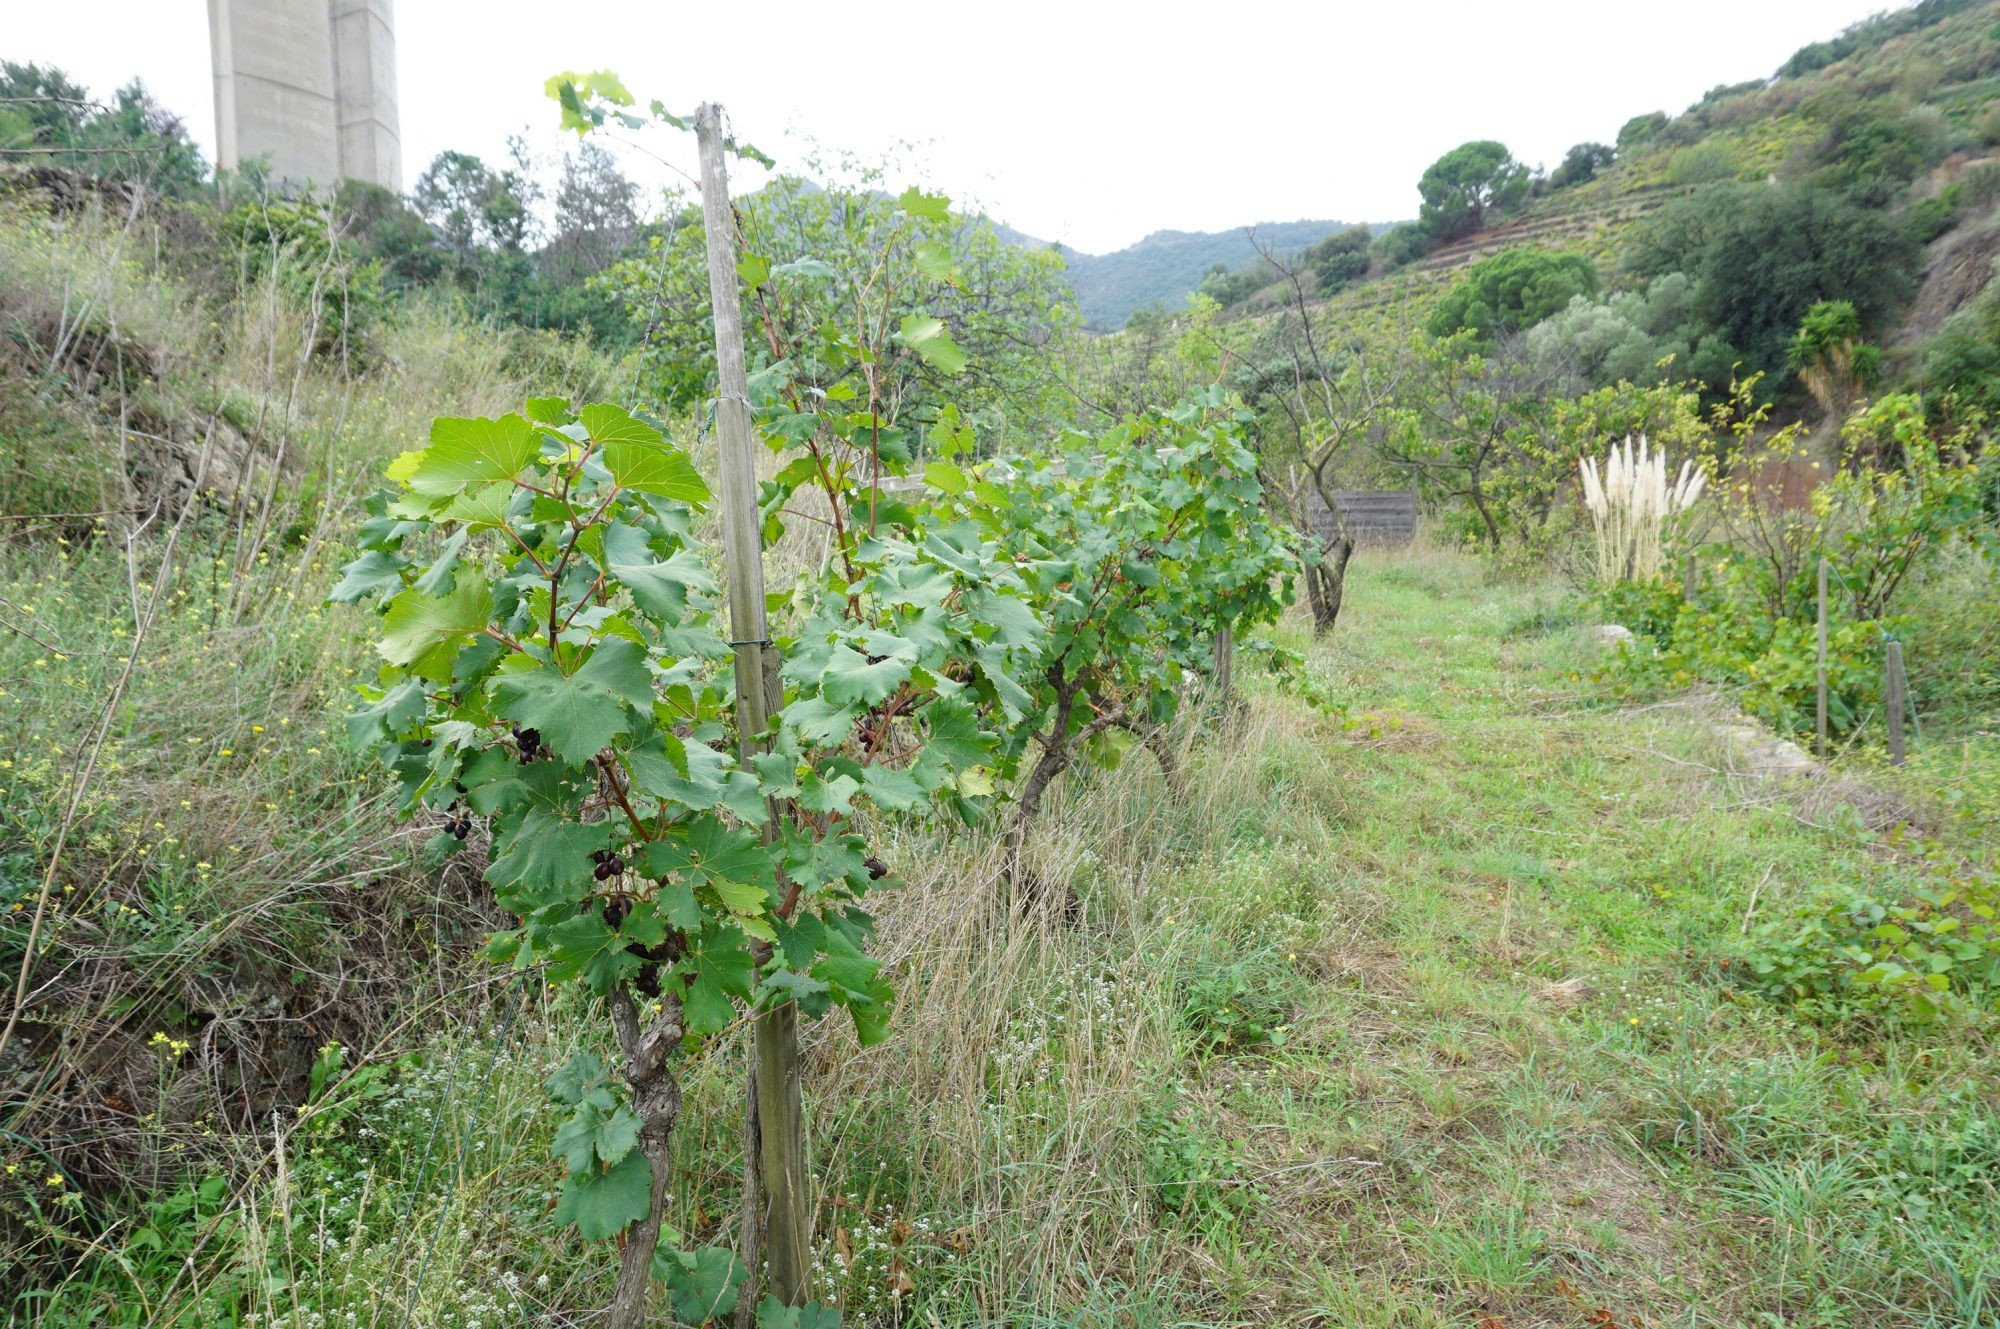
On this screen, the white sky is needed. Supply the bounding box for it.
[9,0,1895,254]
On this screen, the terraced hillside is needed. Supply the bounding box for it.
[1217,0,2000,354]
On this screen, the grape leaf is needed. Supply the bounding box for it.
[896,186,951,221]
[490,638,652,765]
[779,696,858,745]
[820,645,910,707]
[662,1247,747,1323]
[330,549,408,603]
[579,403,662,448]
[602,521,716,620]
[898,315,966,375]
[604,439,711,503]
[552,1098,645,1174]
[378,577,493,679]
[485,810,614,912]
[681,926,756,1034]
[410,415,542,497]
[344,680,424,747]
[545,1050,606,1107]
[638,821,775,899]
[553,1150,652,1240]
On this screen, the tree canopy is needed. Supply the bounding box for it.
[1417,141,1531,244]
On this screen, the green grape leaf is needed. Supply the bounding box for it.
[896,186,951,221]
[409,531,467,599]
[921,461,968,495]
[540,912,629,989]
[898,315,967,376]
[605,439,711,504]
[638,821,775,900]
[552,1099,645,1174]
[602,522,716,620]
[545,1050,605,1107]
[820,646,910,707]
[682,964,737,1034]
[410,415,542,497]
[553,1150,653,1241]
[799,768,860,815]
[661,1246,747,1322]
[440,482,517,529]
[779,696,859,746]
[681,927,756,1034]
[490,638,651,764]
[911,696,991,788]
[345,680,425,747]
[756,1295,844,1329]
[579,403,662,448]
[913,239,959,286]
[485,810,614,912]
[378,577,493,679]
[330,549,408,603]
[859,763,925,811]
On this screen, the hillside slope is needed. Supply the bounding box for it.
[1228,0,2000,364]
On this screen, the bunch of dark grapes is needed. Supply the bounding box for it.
[513,727,542,765]
[590,847,627,881]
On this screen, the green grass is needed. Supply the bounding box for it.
[9,542,1997,1328]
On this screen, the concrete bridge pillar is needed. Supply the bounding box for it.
[206,0,401,192]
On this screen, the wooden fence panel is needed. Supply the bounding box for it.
[1303,489,1418,546]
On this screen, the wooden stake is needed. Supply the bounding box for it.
[1816,557,1829,764]
[1212,623,1233,700]
[1885,638,1907,767]
[695,102,811,1308]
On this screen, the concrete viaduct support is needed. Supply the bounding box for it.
[206,0,401,192]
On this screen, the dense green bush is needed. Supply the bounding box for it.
[1665,142,1739,186]
[1617,112,1670,152]
[1370,221,1429,270]
[1745,866,1999,1025]
[1923,281,2000,418]
[1549,142,1615,190]
[1626,183,1920,385]
[1304,224,1373,293]
[1521,271,1743,394]
[1426,248,1598,344]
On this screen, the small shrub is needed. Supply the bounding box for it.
[1745,866,2000,1024]
[1138,1093,1258,1222]
[1178,959,1290,1054]
[1666,142,1739,185]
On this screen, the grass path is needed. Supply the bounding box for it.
[974,548,1998,1329]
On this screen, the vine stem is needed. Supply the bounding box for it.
[606,990,684,1329]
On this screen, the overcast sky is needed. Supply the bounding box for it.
[11,0,1896,254]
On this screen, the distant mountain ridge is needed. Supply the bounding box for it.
[1000,218,1366,329]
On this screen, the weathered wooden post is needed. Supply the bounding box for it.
[694,102,811,1309]
[1816,557,1829,764]
[1212,623,1234,700]
[1885,638,1908,767]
